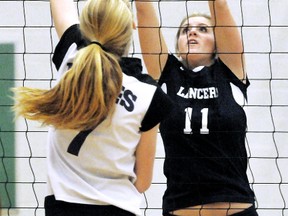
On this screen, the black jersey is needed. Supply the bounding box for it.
[159,54,255,214]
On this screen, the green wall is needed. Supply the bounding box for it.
[0,44,15,208]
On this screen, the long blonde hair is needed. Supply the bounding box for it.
[13,0,133,130]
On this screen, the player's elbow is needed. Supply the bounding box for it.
[134,179,152,193]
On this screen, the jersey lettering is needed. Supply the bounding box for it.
[67,86,138,156]
[116,86,137,112]
[184,107,209,134]
[67,129,93,156]
[177,86,218,99]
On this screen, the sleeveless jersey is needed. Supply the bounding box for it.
[159,54,255,214]
[46,25,173,216]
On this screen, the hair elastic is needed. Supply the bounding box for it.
[90,41,106,51]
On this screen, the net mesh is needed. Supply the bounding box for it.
[0,1,287,216]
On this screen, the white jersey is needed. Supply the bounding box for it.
[46,24,173,215]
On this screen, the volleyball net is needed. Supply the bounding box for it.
[0,1,287,216]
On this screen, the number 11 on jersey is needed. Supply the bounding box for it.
[184,107,209,134]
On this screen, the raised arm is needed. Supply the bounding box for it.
[135,1,168,80]
[209,0,246,81]
[50,0,80,39]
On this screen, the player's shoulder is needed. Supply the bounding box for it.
[53,24,86,70]
[120,57,158,87]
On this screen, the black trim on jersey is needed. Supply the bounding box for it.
[53,24,87,70]
[120,57,158,87]
[52,24,159,87]
[119,57,174,132]
[120,57,143,76]
[140,87,174,132]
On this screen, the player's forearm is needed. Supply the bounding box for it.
[50,0,79,38]
[135,1,168,79]
[209,0,235,27]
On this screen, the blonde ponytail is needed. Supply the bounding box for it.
[13,0,133,130]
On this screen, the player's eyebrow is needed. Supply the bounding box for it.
[181,23,210,28]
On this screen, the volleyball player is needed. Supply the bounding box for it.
[136,0,258,215]
[13,0,173,215]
